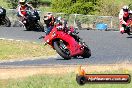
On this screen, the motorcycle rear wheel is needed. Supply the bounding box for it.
[127,27,132,35]
[25,25,32,31]
[82,46,91,58]
[0,16,11,27]
[53,40,71,60]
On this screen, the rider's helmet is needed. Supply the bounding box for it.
[19,0,27,6]
[44,13,53,20]
[44,13,55,26]
[122,5,129,17]
[122,5,129,12]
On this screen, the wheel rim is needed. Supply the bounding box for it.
[58,40,70,56]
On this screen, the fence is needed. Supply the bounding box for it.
[7,9,119,31]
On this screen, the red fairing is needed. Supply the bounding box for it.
[127,18,132,26]
[44,26,84,56]
[69,26,75,33]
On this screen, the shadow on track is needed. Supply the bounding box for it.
[56,57,85,60]
[126,36,132,38]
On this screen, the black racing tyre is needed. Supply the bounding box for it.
[76,75,86,85]
[53,40,71,60]
[82,46,91,58]
[127,27,132,35]
[36,21,44,32]
[25,25,32,31]
[1,16,11,27]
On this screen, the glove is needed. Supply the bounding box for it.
[67,31,72,35]
[126,23,129,26]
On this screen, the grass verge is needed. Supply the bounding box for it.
[0,64,132,88]
[0,39,56,60]
[0,69,131,88]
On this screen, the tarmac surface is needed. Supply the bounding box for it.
[0,27,132,67]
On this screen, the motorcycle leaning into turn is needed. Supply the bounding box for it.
[19,9,44,31]
[39,23,91,60]
[124,18,132,35]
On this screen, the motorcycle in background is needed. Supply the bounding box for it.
[121,13,132,35]
[0,6,11,27]
[125,17,132,35]
[39,24,91,60]
[21,9,44,31]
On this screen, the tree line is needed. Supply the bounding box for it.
[6,0,132,17]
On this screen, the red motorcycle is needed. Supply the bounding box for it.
[40,25,91,60]
[122,14,132,35]
[126,17,132,35]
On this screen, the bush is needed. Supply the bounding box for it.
[51,0,97,15]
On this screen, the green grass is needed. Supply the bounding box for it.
[0,39,56,60]
[1,70,132,88]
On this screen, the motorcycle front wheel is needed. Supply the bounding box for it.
[0,16,11,27]
[127,27,132,35]
[53,40,71,60]
[36,21,44,32]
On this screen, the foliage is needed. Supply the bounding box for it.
[3,0,132,16]
[6,0,18,9]
[67,2,95,15]
[0,0,10,9]
[51,0,97,15]
[129,4,132,10]
[97,0,132,16]
[6,0,51,9]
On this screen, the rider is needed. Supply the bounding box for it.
[17,0,34,23]
[55,16,66,30]
[119,5,132,34]
[44,13,55,35]
[55,16,81,42]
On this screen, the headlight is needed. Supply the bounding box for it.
[0,9,3,13]
[57,26,63,31]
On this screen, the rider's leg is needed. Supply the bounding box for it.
[120,24,126,34]
[46,26,53,35]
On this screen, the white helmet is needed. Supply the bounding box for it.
[19,0,26,2]
[122,5,129,10]
[19,0,27,5]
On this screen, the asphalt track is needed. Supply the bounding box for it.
[0,27,132,67]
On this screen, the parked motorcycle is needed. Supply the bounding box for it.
[40,25,91,60]
[0,6,11,27]
[22,9,44,31]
